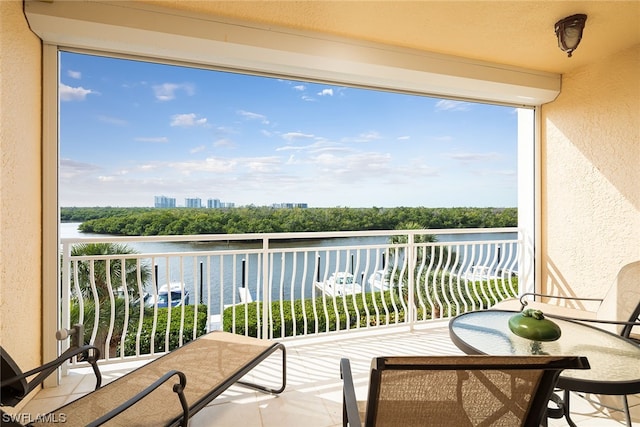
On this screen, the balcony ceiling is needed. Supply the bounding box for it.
[142,0,640,75]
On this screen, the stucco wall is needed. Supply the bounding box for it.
[540,44,640,302]
[0,0,43,371]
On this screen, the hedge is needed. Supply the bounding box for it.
[122,304,208,355]
[72,299,208,357]
[223,276,518,338]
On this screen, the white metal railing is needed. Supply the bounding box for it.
[60,228,525,366]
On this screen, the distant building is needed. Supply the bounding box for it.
[207,198,222,208]
[272,202,308,209]
[221,202,235,208]
[154,195,176,208]
[185,197,202,208]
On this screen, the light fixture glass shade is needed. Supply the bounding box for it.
[555,14,587,57]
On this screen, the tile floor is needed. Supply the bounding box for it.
[18,321,640,426]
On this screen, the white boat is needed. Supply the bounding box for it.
[367,270,391,291]
[146,282,190,308]
[461,265,510,282]
[315,272,362,297]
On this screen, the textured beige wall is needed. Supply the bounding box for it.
[0,1,43,369]
[540,44,640,301]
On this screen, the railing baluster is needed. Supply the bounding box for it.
[288,251,297,337]
[149,256,158,356]
[135,258,145,357]
[119,257,130,359]
[88,260,99,350]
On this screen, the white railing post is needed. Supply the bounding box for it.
[261,237,270,339]
[60,241,72,376]
[407,232,415,329]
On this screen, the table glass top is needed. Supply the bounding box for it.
[449,310,640,386]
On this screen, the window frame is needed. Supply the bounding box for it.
[37,2,543,379]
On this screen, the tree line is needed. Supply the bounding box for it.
[61,206,517,236]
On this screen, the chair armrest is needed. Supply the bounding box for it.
[340,358,362,427]
[1,345,101,396]
[519,292,603,310]
[544,314,640,339]
[85,370,189,427]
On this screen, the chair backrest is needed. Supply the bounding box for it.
[0,347,28,407]
[597,260,640,335]
[363,355,589,427]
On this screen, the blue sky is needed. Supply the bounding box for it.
[59,51,518,208]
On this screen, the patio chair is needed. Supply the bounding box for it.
[493,260,640,339]
[340,355,589,427]
[1,325,101,407]
[1,329,285,426]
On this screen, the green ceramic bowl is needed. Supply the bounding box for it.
[508,309,561,341]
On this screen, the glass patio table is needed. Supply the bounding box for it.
[449,309,640,427]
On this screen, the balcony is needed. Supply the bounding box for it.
[2,228,622,425]
[3,1,638,426]
[58,228,523,363]
[20,322,638,426]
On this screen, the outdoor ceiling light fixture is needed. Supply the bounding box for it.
[555,14,588,57]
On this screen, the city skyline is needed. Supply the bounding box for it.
[59,51,518,208]
[153,195,308,209]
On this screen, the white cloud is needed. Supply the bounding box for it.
[67,70,82,79]
[276,145,306,152]
[276,139,348,155]
[282,132,315,142]
[215,125,238,135]
[237,110,269,124]
[214,138,235,148]
[446,152,501,162]
[169,157,238,174]
[98,115,128,126]
[435,99,472,112]
[190,145,206,154]
[317,88,334,96]
[405,160,440,177]
[153,83,194,101]
[471,169,516,177]
[293,85,306,91]
[397,136,411,141]
[135,137,169,143]
[59,83,95,101]
[342,131,382,143]
[170,113,208,127]
[59,158,101,179]
[301,95,315,102]
[138,163,160,171]
[246,157,281,173]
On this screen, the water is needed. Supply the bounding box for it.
[60,223,517,312]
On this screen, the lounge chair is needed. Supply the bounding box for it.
[1,325,102,408]
[493,260,640,339]
[340,355,589,427]
[1,329,286,426]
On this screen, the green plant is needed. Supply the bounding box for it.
[223,276,517,338]
[121,304,208,356]
[223,292,409,338]
[413,273,519,319]
[70,297,138,357]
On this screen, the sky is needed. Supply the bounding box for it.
[59,51,518,208]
